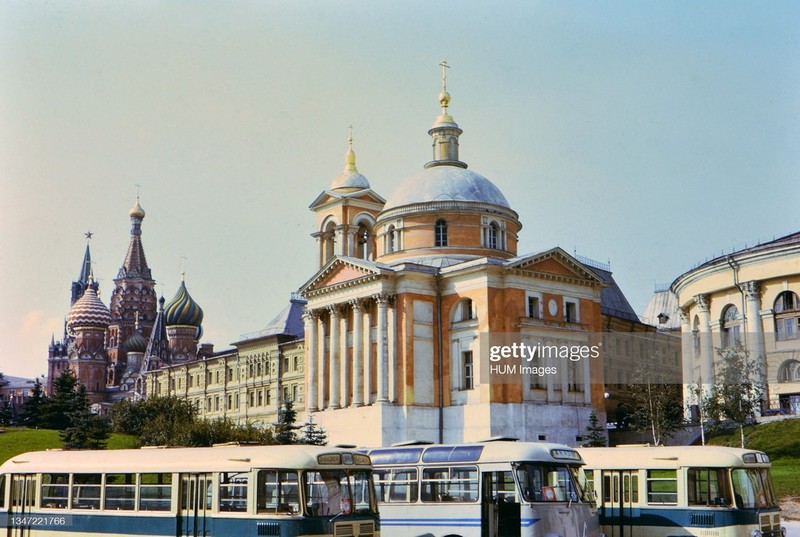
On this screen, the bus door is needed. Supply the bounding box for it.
[481,471,520,537]
[8,474,36,537]
[178,473,212,537]
[600,470,638,537]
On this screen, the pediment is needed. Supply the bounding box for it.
[299,256,390,295]
[308,188,386,211]
[507,247,604,285]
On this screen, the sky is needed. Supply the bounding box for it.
[1,1,799,379]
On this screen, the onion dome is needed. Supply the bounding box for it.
[164,277,204,328]
[123,330,148,353]
[330,128,370,190]
[66,278,112,330]
[129,197,145,219]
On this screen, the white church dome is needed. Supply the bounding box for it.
[383,165,511,211]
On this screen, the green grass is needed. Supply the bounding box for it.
[0,428,140,464]
[707,418,800,498]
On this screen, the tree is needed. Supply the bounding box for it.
[111,396,197,446]
[703,344,763,448]
[0,399,14,426]
[299,413,328,446]
[40,369,88,430]
[628,355,683,446]
[273,400,301,445]
[62,413,110,450]
[582,410,606,447]
[20,378,46,428]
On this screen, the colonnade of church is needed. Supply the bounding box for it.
[303,293,396,411]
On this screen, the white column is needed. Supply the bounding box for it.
[328,305,341,409]
[388,296,396,403]
[316,314,326,409]
[351,300,364,407]
[679,307,695,418]
[345,226,357,257]
[303,309,318,412]
[375,294,390,403]
[363,302,373,405]
[744,281,767,409]
[695,294,714,396]
[340,308,349,408]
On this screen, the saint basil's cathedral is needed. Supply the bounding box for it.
[47,198,210,407]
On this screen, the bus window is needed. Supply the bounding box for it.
[104,474,136,510]
[731,468,777,509]
[257,470,300,514]
[219,472,248,512]
[305,470,351,516]
[139,473,172,511]
[516,465,587,503]
[41,473,69,509]
[602,474,610,503]
[688,468,731,507]
[0,474,5,508]
[421,466,478,503]
[374,467,418,503]
[72,474,101,509]
[646,470,677,504]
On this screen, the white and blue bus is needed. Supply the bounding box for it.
[0,444,379,537]
[367,440,602,537]
[578,445,784,537]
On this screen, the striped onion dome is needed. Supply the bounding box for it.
[164,280,204,328]
[67,284,112,330]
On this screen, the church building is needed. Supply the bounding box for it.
[300,72,608,446]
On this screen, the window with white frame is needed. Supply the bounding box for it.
[720,304,741,348]
[526,293,542,319]
[462,351,474,390]
[434,219,448,247]
[775,291,800,341]
[564,299,579,323]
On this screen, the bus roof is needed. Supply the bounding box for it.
[577,445,771,470]
[368,441,584,466]
[0,445,371,475]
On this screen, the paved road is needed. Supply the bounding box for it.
[785,520,800,537]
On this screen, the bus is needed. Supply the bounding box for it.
[367,440,603,537]
[578,445,785,537]
[0,444,379,537]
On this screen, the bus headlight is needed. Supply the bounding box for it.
[752,530,762,537]
[781,527,787,537]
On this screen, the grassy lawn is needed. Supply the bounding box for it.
[708,418,800,499]
[0,428,139,464]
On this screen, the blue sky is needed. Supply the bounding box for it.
[2,1,799,378]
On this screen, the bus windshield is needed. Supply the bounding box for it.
[305,470,377,517]
[515,463,592,503]
[731,468,778,509]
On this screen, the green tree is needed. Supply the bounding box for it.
[189,419,274,447]
[273,400,301,445]
[40,369,87,430]
[62,412,110,450]
[582,410,606,447]
[0,399,14,426]
[299,413,327,446]
[703,344,763,448]
[111,396,197,446]
[20,378,46,428]
[628,356,683,446]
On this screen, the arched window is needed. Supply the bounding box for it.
[775,291,800,341]
[488,222,498,249]
[778,359,800,382]
[720,305,741,348]
[434,219,448,247]
[454,298,475,322]
[386,225,397,254]
[356,222,372,260]
[323,221,336,263]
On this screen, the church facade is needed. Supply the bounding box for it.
[300,82,608,446]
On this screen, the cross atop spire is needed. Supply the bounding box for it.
[439,59,450,94]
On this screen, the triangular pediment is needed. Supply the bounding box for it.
[299,256,392,295]
[506,247,604,285]
[308,188,386,211]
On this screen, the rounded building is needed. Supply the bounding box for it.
[672,231,800,412]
